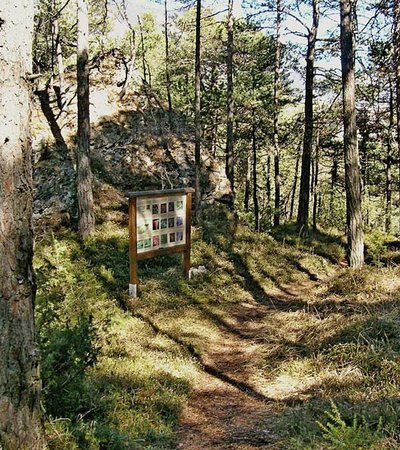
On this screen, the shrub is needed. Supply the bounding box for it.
[316,402,385,450]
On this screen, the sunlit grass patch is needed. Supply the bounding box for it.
[34,214,400,449]
[268,268,400,448]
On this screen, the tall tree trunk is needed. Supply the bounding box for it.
[330,147,338,213]
[386,82,394,233]
[266,154,271,208]
[194,0,202,222]
[358,123,369,226]
[225,0,235,206]
[340,0,364,267]
[77,0,95,239]
[297,0,320,233]
[244,154,250,212]
[252,108,259,231]
[289,143,301,221]
[393,0,400,232]
[312,130,320,231]
[273,0,282,227]
[164,0,173,127]
[0,1,46,448]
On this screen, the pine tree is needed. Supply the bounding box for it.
[0,1,46,448]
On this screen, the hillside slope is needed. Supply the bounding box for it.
[32,54,230,228]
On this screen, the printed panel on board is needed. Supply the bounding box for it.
[136,195,186,253]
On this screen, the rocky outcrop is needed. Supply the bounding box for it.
[32,54,231,228]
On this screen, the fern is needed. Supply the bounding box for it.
[316,402,384,449]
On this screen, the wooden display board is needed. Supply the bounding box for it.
[127,188,194,297]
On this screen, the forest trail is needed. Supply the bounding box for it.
[176,277,321,449]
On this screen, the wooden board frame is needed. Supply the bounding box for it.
[128,188,194,297]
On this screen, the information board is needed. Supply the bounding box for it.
[127,188,194,297]
[136,195,187,253]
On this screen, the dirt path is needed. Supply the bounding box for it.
[176,280,319,449]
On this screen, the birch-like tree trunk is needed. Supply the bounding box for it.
[340,0,364,267]
[77,0,95,239]
[0,1,46,448]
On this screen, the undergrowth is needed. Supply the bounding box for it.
[34,211,400,449]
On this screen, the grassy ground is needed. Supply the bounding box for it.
[34,209,400,449]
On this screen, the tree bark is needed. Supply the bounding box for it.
[273,0,282,227]
[297,0,320,233]
[340,0,364,267]
[225,0,235,206]
[77,0,95,239]
[0,1,47,448]
[194,0,202,222]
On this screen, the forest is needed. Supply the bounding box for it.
[2,0,400,448]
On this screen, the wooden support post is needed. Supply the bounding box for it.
[129,197,139,297]
[183,192,192,278]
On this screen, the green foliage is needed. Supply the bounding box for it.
[365,229,395,266]
[316,403,385,450]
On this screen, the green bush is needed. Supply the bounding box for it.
[365,230,393,267]
[316,402,385,450]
